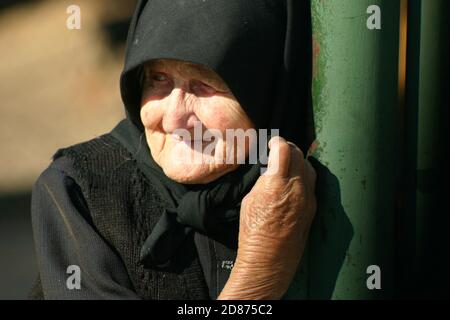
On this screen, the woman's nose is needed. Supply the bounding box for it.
[162,87,199,133]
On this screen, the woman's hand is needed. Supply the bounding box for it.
[218,136,317,299]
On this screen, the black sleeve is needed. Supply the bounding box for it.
[30,156,140,300]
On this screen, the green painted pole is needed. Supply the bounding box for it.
[286,0,401,299]
[402,0,450,298]
[414,0,443,273]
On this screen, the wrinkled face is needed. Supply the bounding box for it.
[140,59,255,184]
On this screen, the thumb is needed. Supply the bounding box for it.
[264,136,290,177]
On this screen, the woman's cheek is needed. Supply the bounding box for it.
[197,98,241,130]
[140,103,163,129]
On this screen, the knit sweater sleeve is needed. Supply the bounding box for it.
[30,156,140,300]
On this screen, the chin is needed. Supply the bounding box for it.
[162,162,236,184]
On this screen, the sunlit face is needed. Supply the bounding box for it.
[140,59,255,184]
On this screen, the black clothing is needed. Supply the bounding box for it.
[30,134,237,299]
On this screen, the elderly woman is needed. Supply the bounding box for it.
[30,0,316,299]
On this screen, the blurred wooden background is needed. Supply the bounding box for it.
[0,0,137,299]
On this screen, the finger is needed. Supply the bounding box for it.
[264,136,290,177]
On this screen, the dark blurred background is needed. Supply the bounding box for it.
[0,0,137,299]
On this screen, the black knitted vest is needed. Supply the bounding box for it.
[52,133,210,299]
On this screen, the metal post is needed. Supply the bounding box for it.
[286,0,401,299]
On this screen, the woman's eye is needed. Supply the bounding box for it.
[143,72,172,98]
[152,73,168,82]
[191,81,217,96]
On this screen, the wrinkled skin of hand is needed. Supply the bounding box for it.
[218,136,317,300]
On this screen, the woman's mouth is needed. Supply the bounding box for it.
[171,134,212,145]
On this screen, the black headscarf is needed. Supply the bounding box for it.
[111,0,312,268]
